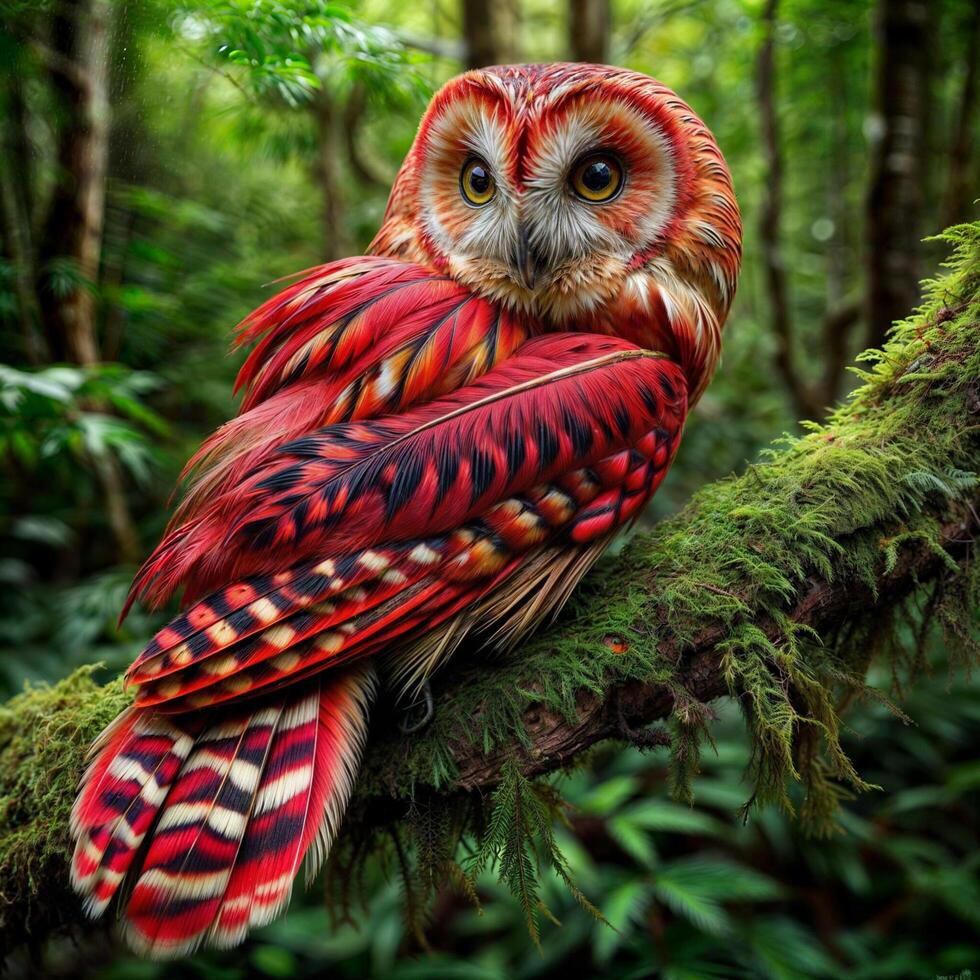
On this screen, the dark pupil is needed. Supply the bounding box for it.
[582,160,612,192]
[469,165,490,194]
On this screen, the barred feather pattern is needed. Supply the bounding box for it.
[71,665,375,959]
[125,446,679,712]
[116,342,684,715]
[70,710,201,917]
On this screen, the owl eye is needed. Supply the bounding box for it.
[460,157,496,207]
[570,153,624,203]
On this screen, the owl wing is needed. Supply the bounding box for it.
[134,257,528,610]
[125,332,688,712]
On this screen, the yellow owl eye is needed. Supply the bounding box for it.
[570,153,624,203]
[460,158,496,207]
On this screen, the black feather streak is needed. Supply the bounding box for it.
[387,455,424,520]
[640,386,662,418]
[505,429,526,477]
[469,447,496,503]
[563,408,593,456]
[435,446,460,504]
[614,403,632,439]
[535,418,559,467]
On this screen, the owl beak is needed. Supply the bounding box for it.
[514,225,546,291]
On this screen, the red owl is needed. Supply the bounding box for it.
[70,63,741,957]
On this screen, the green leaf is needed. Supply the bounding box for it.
[617,799,725,836]
[575,775,639,815]
[607,814,659,868]
[652,870,730,937]
[592,878,649,965]
[742,918,837,980]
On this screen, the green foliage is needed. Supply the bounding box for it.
[0,362,167,482]
[465,762,604,946]
[0,364,168,694]
[201,0,427,105]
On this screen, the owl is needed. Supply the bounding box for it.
[70,63,740,957]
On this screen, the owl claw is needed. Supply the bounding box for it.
[398,680,434,734]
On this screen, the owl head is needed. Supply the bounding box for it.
[371,63,741,402]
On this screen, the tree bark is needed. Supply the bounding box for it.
[442,511,976,790]
[0,116,46,364]
[32,0,141,565]
[815,299,861,408]
[756,0,813,420]
[865,0,930,350]
[35,0,111,366]
[757,0,863,418]
[816,43,861,408]
[569,0,610,63]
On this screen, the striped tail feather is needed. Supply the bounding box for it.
[70,709,201,916]
[210,665,375,947]
[70,664,376,958]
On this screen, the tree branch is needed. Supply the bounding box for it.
[415,510,975,794]
[1,223,979,954]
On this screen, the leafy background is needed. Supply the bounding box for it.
[1,0,978,977]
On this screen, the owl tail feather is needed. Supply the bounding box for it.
[70,663,376,959]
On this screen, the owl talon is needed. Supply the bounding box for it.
[398,680,434,734]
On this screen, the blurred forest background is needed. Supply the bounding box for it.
[1,0,978,977]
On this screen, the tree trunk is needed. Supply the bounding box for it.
[36,0,111,366]
[943,0,980,228]
[569,0,610,64]
[313,88,351,261]
[865,0,930,350]
[816,45,861,408]
[815,300,861,409]
[755,0,819,421]
[6,79,35,229]
[461,0,517,69]
[33,0,140,565]
[0,112,46,364]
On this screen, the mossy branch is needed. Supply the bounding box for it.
[2,224,980,954]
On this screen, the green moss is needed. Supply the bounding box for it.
[0,669,129,948]
[1,224,979,949]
